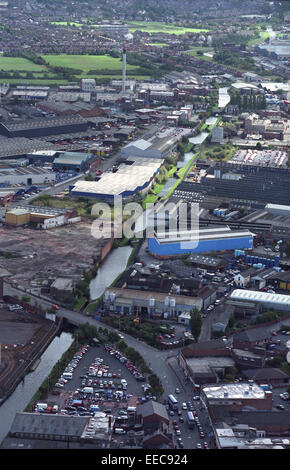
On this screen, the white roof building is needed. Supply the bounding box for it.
[71,157,163,199]
[230,289,290,312]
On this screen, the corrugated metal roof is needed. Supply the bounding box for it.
[230,289,290,306]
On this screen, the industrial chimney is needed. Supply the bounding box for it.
[122,47,126,94]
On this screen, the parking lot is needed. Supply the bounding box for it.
[39,343,146,421]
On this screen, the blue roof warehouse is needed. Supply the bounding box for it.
[148,226,254,258]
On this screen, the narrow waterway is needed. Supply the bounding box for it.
[89,246,133,300]
[0,331,74,445]
[189,131,209,145]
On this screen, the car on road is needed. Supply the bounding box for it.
[196,444,202,449]
[182,402,187,410]
[276,404,285,410]
[177,438,184,448]
[175,388,180,394]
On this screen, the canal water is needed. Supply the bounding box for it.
[189,131,209,145]
[89,246,133,300]
[0,331,74,445]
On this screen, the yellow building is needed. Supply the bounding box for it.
[5,208,30,226]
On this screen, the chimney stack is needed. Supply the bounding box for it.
[122,48,126,94]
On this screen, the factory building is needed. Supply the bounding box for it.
[53,152,94,172]
[0,167,56,186]
[103,287,202,319]
[178,163,290,206]
[5,206,80,229]
[70,157,163,201]
[230,289,290,313]
[201,382,273,411]
[121,139,163,160]
[5,208,30,226]
[265,203,290,217]
[148,227,254,258]
[0,116,88,138]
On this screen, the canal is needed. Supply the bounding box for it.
[89,246,133,300]
[0,331,74,445]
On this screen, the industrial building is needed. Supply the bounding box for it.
[121,139,165,160]
[53,151,94,172]
[3,411,111,449]
[230,289,290,313]
[177,162,290,206]
[0,166,56,186]
[5,208,30,226]
[103,287,202,319]
[70,157,163,200]
[148,226,254,257]
[0,137,56,159]
[0,116,88,138]
[5,205,80,229]
[265,203,290,217]
[201,382,273,411]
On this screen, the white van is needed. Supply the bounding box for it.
[35,403,48,411]
[62,372,73,380]
[97,370,103,378]
[114,428,126,435]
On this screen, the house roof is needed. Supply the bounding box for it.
[137,400,168,422]
[242,368,289,381]
[233,328,271,343]
[181,338,228,357]
[10,412,87,437]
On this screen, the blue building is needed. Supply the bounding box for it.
[148,227,254,258]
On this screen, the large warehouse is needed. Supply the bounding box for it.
[70,157,163,200]
[0,166,56,186]
[148,226,254,257]
[0,116,88,138]
[230,289,290,313]
[103,287,202,319]
[53,152,93,172]
[121,139,163,160]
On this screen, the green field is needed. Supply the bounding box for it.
[51,21,86,27]
[186,47,214,61]
[0,78,68,85]
[50,21,209,35]
[42,54,139,74]
[0,57,46,72]
[248,30,271,45]
[128,21,209,35]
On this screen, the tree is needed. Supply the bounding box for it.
[189,308,202,342]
